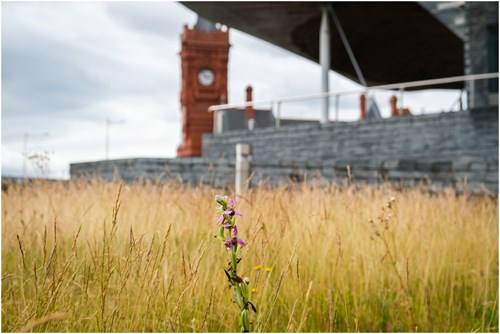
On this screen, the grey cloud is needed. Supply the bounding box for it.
[2,46,108,119]
[2,2,181,130]
[104,2,196,40]
[3,33,179,117]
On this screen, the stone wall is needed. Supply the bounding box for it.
[71,109,498,194]
[70,157,235,187]
[202,109,498,193]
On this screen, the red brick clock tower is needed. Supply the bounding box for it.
[177,18,230,157]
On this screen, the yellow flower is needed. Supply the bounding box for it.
[254,265,262,270]
[265,267,272,272]
[251,288,257,293]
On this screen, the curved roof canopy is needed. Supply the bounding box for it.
[181,1,464,89]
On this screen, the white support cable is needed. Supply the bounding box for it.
[328,6,367,87]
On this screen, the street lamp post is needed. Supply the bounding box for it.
[105,118,125,160]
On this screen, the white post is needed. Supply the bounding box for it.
[214,110,224,134]
[275,101,281,128]
[320,6,330,124]
[213,110,218,133]
[248,118,255,131]
[235,143,250,195]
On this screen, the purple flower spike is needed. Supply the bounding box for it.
[217,215,234,228]
[217,215,236,228]
[217,198,241,227]
[215,194,254,332]
[233,225,246,247]
[224,238,233,250]
[224,198,243,217]
[237,238,246,247]
[224,226,246,250]
[224,237,246,250]
[223,209,242,217]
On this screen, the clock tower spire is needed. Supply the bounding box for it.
[177,17,230,157]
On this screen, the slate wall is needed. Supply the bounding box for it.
[202,109,498,193]
[71,109,498,194]
[70,157,235,187]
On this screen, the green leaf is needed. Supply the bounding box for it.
[241,309,250,332]
[241,281,249,300]
[219,226,225,240]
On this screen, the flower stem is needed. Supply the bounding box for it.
[231,247,238,277]
[231,247,249,332]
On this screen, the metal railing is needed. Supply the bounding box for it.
[208,72,498,133]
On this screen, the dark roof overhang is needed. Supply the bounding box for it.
[181,2,464,89]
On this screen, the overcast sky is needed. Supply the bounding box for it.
[1,1,462,179]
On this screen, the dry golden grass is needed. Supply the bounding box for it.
[1,179,498,332]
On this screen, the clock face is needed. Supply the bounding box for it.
[198,68,215,86]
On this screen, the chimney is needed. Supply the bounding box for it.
[360,94,367,120]
[245,85,255,130]
[390,95,399,117]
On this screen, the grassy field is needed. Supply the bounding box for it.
[2,179,498,332]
